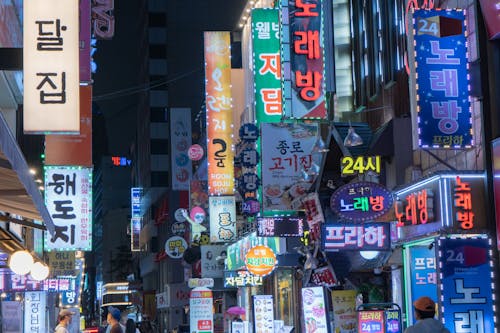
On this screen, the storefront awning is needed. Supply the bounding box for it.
[0,111,55,236]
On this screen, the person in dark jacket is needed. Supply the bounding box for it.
[404,296,450,333]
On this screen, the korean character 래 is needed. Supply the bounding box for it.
[294,30,320,60]
[353,197,369,212]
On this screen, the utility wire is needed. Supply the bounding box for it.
[92,67,203,101]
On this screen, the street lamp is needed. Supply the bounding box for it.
[30,261,50,281]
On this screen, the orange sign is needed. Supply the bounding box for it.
[245,245,277,276]
[204,31,234,195]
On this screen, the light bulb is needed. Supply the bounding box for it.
[9,251,34,275]
[344,126,364,147]
[30,262,50,281]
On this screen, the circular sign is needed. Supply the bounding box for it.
[165,236,188,259]
[188,144,204,161]
[171,222,187,235]
[245,245,277,276]
[175,208,187,222]
[190,206,206,224]
[329,181,394,221]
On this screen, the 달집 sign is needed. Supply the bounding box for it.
[322,222,390,251]
[413,9,472,148]
[330,182,393,221]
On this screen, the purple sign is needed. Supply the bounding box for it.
[322,222,390,251]
[330,182,393,221]
[242,199,260,215]
[0,269,74,292]
[257,216,304,237]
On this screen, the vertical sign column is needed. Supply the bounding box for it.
[204,31,234,196]
[24,0,80,133]
[131,187,143,252]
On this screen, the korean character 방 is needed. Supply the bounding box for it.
[295,70,322,102]
[243,173,259,191]
[457,210,474,230]
[295,0,319,17]
[417,190,429,223]
[369,196,385,212]
[261,88,282,115]
[294,30,320,60]
[353,197,369,212]
[455,192,472,210]
[432,100,460,134]
[415,272,427,285]
[454,311,484,333]
[255,21,271,39]
[429,69,459,98]
[47,173,76,196]
[36,72,66,104]
[36,19,66,51]
[364,225,386,247]
[339,199,354,212]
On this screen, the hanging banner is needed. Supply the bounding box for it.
[24,291,47,333]
[439,236,495,333]
[170,107,192,190]
[208,196,237,243]
[301,287,329,333]
[79,0,92,83]
[252,8,282,123]
[131,187,143,251]
[44,166,92,251]
[322,222,390,251]
[281,0,327,119]
[190,287,213,333]
[204,31,234,195]
[413,9,472,148]
[24,0,80,133]
[261,123,320,212]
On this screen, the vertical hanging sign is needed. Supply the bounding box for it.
[24,0,80,133]
[252,8,282,123]
[44,166,93,251]
[413,9,472,148]
[204,31,234,195]
[24,292,46,333]
[281,0,327,119]
[170,107,193,191]
[131,187,143,252]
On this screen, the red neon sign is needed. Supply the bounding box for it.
[453,176,474,229]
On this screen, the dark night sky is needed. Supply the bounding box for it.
[93,1,246,155]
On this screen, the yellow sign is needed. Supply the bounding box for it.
[245,245,277,276]
[341,156,381,176]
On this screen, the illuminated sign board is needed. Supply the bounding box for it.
[48,251,76,277]
[209,196,237,243]
[413,9,472,148]
[131,188,143,251]
[341,156,381,176]
[281,0,327,119]
[358,310,385,333]
[24,292,46,333]
[190,287,213,333]
[24,0,80,133]
[226,232,283,271]
[395,188,435,227]
[0,269,74,292]
[44,166,92,251]
[394,173,486,242]
[252,8,282,123]
[322,222,390,251]
[330,182,393,221]
[111,156,132,166]
[224,271,263,288]
[256,216,304,237]
[253,295,274,333]
[245,245,277,276]
[204,31,234,195]
[301,287,329,333]
[170,107,192,190]
[439,236,496,333]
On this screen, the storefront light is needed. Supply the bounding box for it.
[30,262,50,281]
[360,251,379,260]
[8,250,34,275]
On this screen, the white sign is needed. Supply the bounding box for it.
[170,107,192,190]
[301,287,329,333]
[23,0,80,133]
[165,236,188,259]
[24,292,46,333]
[190,287,213,333]
[2,301,22,333]
[209,196,237,243]
[44,166,93,251]
[156,291,168,309]
[188,278,214,288]
[201,245,226,278]
[252,295,274,333]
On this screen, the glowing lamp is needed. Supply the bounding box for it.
[30,262,50,281]
[360,251,379,260]
[9,250,34,275]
